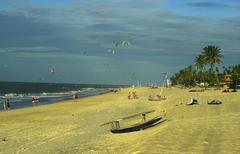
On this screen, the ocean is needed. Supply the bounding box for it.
[0,81,126,110]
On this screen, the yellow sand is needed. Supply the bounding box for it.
[0,87,240,154]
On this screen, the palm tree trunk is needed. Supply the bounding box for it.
[214,66,220,87]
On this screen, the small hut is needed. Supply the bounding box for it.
[221,74,232,92]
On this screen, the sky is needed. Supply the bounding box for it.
[0,0,240,85]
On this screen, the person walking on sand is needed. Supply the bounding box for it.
[6,99,10,110]
[32,96,36,106]
[133,91,138,99]
[3,99,7,110]
[128,92,132,100]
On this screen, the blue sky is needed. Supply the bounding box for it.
[0,0,240,84]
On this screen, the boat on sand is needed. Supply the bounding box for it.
[101,110,166,134]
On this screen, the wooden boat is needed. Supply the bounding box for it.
[111,116,163,133]
[101,110,166,134]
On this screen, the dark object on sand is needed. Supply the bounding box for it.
[222,89,230,92]
[150,86,158,89]
[189,89,204,92]
[148,95,166,101]
[186,97,199,105]
[208,100,222,105]
[111,89,119,93]
[101,110,166,133]
[231,89,237,92]
[111,116,163,134]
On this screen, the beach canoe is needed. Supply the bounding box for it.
[111,116,162,134]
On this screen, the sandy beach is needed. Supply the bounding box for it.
[0,87,240,154]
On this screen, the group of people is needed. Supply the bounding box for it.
[32,96,39,106]
[111,88,121,93]
[128,91,138,99]
[2,99,10,110]
[73,94,78,99]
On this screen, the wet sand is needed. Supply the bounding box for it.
[0,87,240,154]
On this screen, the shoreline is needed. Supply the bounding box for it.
[0,89,112,112]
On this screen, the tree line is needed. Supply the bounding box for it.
[170,45,240,88]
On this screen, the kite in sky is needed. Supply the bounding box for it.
[107,40,131,55]
[50,67,55,75]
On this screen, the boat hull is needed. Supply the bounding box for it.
[111,116,162,134]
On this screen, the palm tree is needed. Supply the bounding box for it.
[195,54,205,71]
[195,54,205,83]
[202,45,223,71]
[202,45,224,86]
[184,65,197,87]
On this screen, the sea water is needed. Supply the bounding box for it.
[0,82,125,110]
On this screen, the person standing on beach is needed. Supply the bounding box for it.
[73,94,76,99]
[132,91,138,99]
[6,99,10,110]
[3,99,7,110]
[32,96,36,106]
[128,92,132,99]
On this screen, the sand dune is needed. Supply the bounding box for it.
[0,87,239,154]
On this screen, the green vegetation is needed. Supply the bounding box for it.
[170,45,240,88]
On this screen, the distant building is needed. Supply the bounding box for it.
[221,74,232,90]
